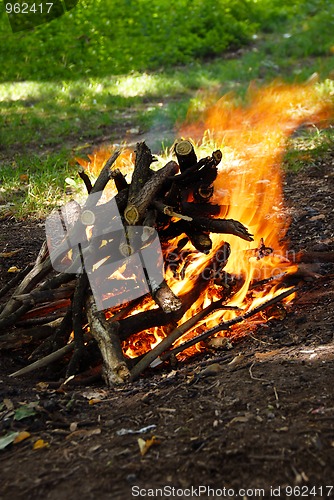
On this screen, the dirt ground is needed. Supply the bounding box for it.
[0,150,334,500]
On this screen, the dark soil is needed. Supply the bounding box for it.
[0,156,334,500]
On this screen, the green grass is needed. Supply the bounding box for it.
[0,150,75,217]
[284,126,334,173]
[1,0,334,216]
[0,0,259,81]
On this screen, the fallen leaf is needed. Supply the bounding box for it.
[65,428,101,440]
[7,266,21,273]
[63,375,75,386]
[309,214,325,221]
[228,354,245,368]
[0,248,23,258]
[35,382,49,391]
[13,431,31,444]
[208,337,233,349]
[3,398,14,411]
[88,398,103,405]
[33,439,49,450]
[65,177,78,187]
[255,349,280,360]
[198,363,223,377]
[138,436,160,456]
[14,405,37,421]
[82,389,108,400]
[0,431,19,450]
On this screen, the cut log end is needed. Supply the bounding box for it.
[152,281,182,314]
[175,140,194,156]
[124,205,140,225]
[175,140,198,172]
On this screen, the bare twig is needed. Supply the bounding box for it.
[130,297,234,381]
[78,166,93,193]
[161,286,299,361]
[9,341,76,378]
[0,264,34,301]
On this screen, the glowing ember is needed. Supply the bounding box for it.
[77,82,334,360]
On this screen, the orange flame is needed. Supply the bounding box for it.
[78,81,334,359]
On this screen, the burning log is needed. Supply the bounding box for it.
[192,217,253,242]
[130,297,238,381]
[118,272,211,341]
[89,150,121,195]
[150,280,182,314]
[181,201,221,218]
[0,151,121,326]
[66,274,89,377]
[28,306,74,361]
[160,286,299,362]
[186,228,212,254]
[0,265,34,302]
[161,217,252,249]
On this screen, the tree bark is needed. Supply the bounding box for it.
[124,161,179,225]
[174,140,198,172]
[128,141,155,201]
[86,294,130,385]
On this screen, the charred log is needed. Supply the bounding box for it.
[180,201,221,219]
[78,166,93,194]
[127,142,155,200]
[174,140,197,172]
[110,168,128,193]
[124,160,179,225]
[151,280,182,314]
[192,217,254,241]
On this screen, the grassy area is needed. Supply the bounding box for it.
[0,0,334,216]
[284,126,334,172]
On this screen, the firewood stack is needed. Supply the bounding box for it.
[2,140,297,387]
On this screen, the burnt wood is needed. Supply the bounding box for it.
[175,140,197,172]
[128,141,155,202]
[124,160,179,225]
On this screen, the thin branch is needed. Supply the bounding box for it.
[0,264,34,300]
[130,297,230,380]
[78,166,93,193]
[9,342,76,378]
[161,286,299,361]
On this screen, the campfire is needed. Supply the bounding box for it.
[0,82,333,386]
